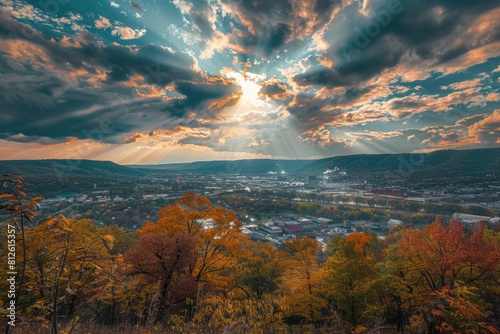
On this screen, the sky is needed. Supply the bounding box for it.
[0,0,499,164]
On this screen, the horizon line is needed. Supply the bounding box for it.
[0,146,498,166]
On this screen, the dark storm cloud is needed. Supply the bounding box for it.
[286,92,345,132]
[174,0,341,57]
[295,34,405,88]
[0,133,75,145]
[102,44,198,85]
[0,13,198,84]
[387,0,500,63]
[176,81,237,102]
[164,79,240,117]
[296,0,499,88]
[0,73,156,141]
[388,99,425,110]
[294,66,355,88]
[192,12,215,38]
[286,0,499,136]
[0,72,69,109]
[230,23,291,57]
[219,0,342,57]
[228,0,293,24]
[314,0,341,23]
[170,0,219,55]
[259,79,290,100]
[0,12,239,142]
[260,83,285,96]
[223,0,340,32]
[284,85,379,131]
[185,0,217,39]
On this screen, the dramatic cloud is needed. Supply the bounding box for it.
[468,109,500,143]
[0,0,498,162]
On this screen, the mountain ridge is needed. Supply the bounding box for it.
[127,147,500,178]
[1,147,499,179]
[0,159,142,177]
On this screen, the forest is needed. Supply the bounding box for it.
[0,174,499,334]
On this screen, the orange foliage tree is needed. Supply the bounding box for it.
[139,193,247,288]
[383,218,500,333]
[233,240,284,299]
[280,237,326,324]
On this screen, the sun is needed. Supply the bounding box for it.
[238,75,261,102]
[224,70,265,107]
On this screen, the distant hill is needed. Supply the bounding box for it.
[0,159,142,177]
[129,147,500,180]
[1,148,498,181]
[300,148,500,178]
[129,159,313,174]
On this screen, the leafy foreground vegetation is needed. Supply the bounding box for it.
[0,175,499,334]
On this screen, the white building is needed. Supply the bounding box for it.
[387,219,403,228]
[452,213,491,224]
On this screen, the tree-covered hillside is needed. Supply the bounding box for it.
[1,175,499,333]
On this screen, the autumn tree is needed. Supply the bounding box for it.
[171,293,285,334]
[139,193,247,290]
[279,237,326,324]
[124,233,196,324]
[0,212,116,334]
[382,219,500,333]
[233,240,284,299]
[0,173,43,331]
[1,175,116,333]
[100,223,137,255]
[23,217,116,333]
[324,233,383,330]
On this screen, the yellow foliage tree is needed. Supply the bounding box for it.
[168,293,285,334]
[22,217,116,333]
[279,237,326,323]
[324,233,383,330]
[233,240,285,299]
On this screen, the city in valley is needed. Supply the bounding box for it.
[3,149,498,248]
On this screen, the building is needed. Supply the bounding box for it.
[452,213,491,224]
[55,192,78,200]
[283,221,303,234]
[307,176,319,188]
[38,197,66,208]
[113,195,124,202]
[92,190,109,196]
[387,219,403,228]
[373,188,404,197]
[314,217,333,225]
[260,224,283,234]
